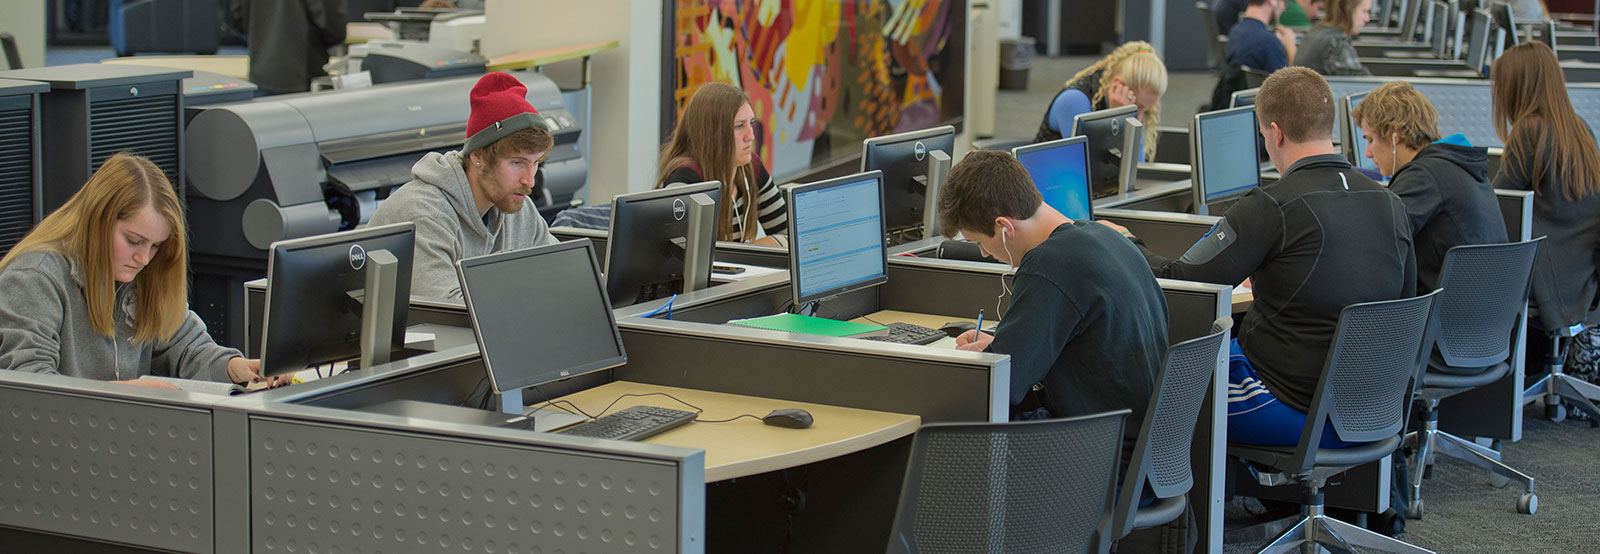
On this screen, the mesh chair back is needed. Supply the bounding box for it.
[887,410,1131,554]
[1321,291,1440,443]
[1,33,20,70]
[1243,66,1271,88]
[1433,239,1540,368]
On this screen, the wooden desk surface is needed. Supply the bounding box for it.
[100,55,249,80]
[852,310,982,330]
[555,381,919,482]
[487,40,621,72]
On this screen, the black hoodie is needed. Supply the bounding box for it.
[1389,139,1509,292]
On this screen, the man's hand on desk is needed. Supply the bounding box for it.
[115,378,180,390]
[227,357,294,388]
[955,330,994,352]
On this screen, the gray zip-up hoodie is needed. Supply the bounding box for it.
[0,250,238,382]
[367,151,557,299]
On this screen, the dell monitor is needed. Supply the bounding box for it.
[260,222,416,377]
[1465,8,1493,76]
[784,171,889,306]
[1012,136,1094,221]
[1342,92,1382,175]
[861,125,955,240]
[457,240,627,416]
[1230,88,1259,108]
[604,181,721,307]
[1071,104,1143,198]
[1430,0,1452,59]
[1190,106,1262,215]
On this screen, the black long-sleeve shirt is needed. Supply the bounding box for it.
[1493,123,1600,331]
[987,221,1169,456]
[1136,154,1416,412]
[1388,139,1507,292]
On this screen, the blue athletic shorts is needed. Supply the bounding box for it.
[1227,339,1356,449]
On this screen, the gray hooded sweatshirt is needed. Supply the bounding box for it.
[0,250,238,382]
[367,151,557,300]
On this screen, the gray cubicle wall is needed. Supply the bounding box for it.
[1323,77,1600,146]
[0,371,222,553]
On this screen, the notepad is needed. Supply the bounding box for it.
[727,313,889,338]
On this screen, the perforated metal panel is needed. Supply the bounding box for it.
[1436,242,1538,363]
[0,386,214,553]
[1328,295,1434,440]
[252,418,683,554]
[1146,328,1224,495]
[0,96,35,256]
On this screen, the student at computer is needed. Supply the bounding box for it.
[1490,42,1600,349]
[1352,80,1506,292]
[945,149,1167,434]
[0,153,283,389]
[1226,0,1297,74]
[1033,40,1166,160]
[1102,67,1416,447]
[1295,0,1373,76]
[367,72,558,299]
[656,82,788,246]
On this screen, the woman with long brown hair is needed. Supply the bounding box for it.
[656,82,787,245]
[0,152,283,388]
[1491,41,1600,334]
[1295,0,1373,76]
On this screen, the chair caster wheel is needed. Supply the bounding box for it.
[1490,472,1510,488]
[1545,401,1567,422]
[1407,499,1425,520]
[1519,493,1538,515]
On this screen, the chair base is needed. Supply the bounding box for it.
[1523,372,1600,423]
[1405,426,1537,517]
[1257,513,1434,554]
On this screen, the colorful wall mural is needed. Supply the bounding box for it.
[663,0,966,180]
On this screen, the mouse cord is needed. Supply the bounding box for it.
[588,391,768,424]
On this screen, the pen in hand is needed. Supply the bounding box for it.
[976,309,984,334]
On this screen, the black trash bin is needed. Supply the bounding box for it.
[999,36,1035,91]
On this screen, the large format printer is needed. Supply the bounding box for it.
[185,71,586,346]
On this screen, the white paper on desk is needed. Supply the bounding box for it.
[405,331,436,345]
[710,263,785,282]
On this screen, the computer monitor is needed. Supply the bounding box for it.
[1012,137,1094,221]
[456,240,626,412]
[1489,1,1516,56]
[861,125,955,238]
[1451,1,1469,60]
[260,222,416,377]
[1465,8,1493,75]
[1190,106,1262,215]
[603,181,720,307]
[1400,0,1424,40]
[1230,88,1259,108]
[1342,92,1382,174]
[1070,104,1142,198]
[784,171,889,306]
[1431,0,1452,58]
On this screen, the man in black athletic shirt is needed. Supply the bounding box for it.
[1102,67,1416,447]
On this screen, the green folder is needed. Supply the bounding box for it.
[727,313,889,338]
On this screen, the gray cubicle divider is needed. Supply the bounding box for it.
[227,346,708,554]
[0,371,223,553]
[550,226,794,269]
[1096,208,1223,260]
[1325,77,1600,147]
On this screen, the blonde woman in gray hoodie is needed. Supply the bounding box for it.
[0,152,283,389]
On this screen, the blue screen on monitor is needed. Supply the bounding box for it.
[792,176,886,300]
[1016,140,1093,221]
[1199,108,1261,203]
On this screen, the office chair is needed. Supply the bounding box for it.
[1,32,21,70]
[1242,66,1272,89]
[1408,240,1541,518]
[1231,290,1441,554]
[1197,2,1228,70]
[971,137,1034,151]
[886,409,1131,554]
[1105,317,1231,550]
[1523,319,1600,422]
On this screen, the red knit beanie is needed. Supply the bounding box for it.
[464,72,546,154]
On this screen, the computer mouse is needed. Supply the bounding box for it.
[939,321,978,338]
[762,408,814,429]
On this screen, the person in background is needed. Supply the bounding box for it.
[1226,0,1298,73]
[1353,80,1506,293]
[229,0,346,95]
[367,72,559,300]
[1032,40,1167,164]
[1490,42,1600,360]
[1216,0,1250,34]
[656,82,789,246]
[1278,0,1326,27]
[1296,0,1373,76]
[0,153,286,389]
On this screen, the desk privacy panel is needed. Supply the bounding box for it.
[1326,78,1600,148]
[251,418,684,554]
[0,386,214,553]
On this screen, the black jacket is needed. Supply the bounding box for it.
[1494,126,1600,331]
[1389,141,1508,292]
[1034,70,1105,144]
[1135,154,1417,411]
[230,0,346,94]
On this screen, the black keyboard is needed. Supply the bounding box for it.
[557,405,697,441]
[858,322,948,346]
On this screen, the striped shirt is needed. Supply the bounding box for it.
[664,160,788,240]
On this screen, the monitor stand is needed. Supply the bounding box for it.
[912,149,952,238]
[497,387,590,430]
[363,398,588,433]
[357,248,399,370]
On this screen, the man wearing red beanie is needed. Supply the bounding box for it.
[368,72,558,299]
